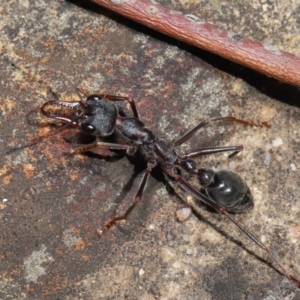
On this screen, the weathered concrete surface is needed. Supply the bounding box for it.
[0,1,299,299]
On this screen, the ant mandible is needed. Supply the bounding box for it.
[37,90,300,288]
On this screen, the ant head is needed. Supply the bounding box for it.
[79,95,118,137]
[41,95,119,138]
[13,48,119,142]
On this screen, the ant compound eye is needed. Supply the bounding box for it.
[86,95,102,104]
[81,123,96,134]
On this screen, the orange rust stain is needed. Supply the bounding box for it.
[6,100,17,112]
[23,164,36,178]
[0,164,11,177]
[78,25,109,42]
[10,268,21,277]
[77,24,93,36]
[2,272,13,282]
[24,284,35,293]
[176,57,183,63]
[42,38,57,51]
[0,98,17,112]
[48,224,56,232]
[26,148,37,162]
[3,175,12,185]
[36,127,52,139]
[42,278,71,297]
[69,173,79,181]
[70,225,80,235]
[82,255,90,261]
[55,250,64,256]
[45,182,52,191]
[75,239,85,250]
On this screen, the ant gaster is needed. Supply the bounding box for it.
[38,91,300,288]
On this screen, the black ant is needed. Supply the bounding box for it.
[16,47,298,288]
[36,90,300,288]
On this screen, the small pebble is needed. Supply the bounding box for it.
[176,207,192,222]
[186,248,192,255]
[264,151,271,166]
[148,224,155,230]
[228,161,236,170]
[272,137,283,147]
[289,226,300,238]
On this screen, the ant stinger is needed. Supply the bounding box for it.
[36,92,300,288]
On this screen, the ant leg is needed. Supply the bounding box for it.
[173,119,210,146]
[96,164,153,236]
[173,116,268,147]
[101,94,139,119]
[213,116,270,127]
[173,173,300,288]
[70,142,133,154]
[182,145,243,159]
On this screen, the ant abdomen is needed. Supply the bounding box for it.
[198,168,254,213]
